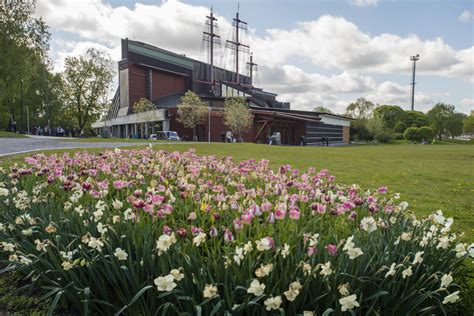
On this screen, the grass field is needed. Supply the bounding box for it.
[1,142,473,240]
[0,131,28,138]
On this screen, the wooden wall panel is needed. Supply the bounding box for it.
[128,64,147,109]
[151,70,186,100]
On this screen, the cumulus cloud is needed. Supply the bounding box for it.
[349,0,378,7]
[35,0,472,112]
[458,10,473,23]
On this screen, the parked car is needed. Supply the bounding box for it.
[149,131,181,141]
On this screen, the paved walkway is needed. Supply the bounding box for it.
[0,137,154,157]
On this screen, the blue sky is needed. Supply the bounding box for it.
[37,0,473,113]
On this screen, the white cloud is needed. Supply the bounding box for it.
[35,0,472,113]
[349,0,378,7]
[252,16,473,79]
[458,10,473,23]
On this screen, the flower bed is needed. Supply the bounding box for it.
[0,148,472,315]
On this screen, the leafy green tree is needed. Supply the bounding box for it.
[373,105,405,130]
[463,113,474,134]
[177,91,208,141]
[0,0,51,131]
[224,97,253,142]
[445,112,466,138]
[404,110,428,127]
[404,127,420,142]
[62,48,113,132]
[427,103,455,141]
[313,106,333,114]
[418,126,434,142]
[394,121,408,133]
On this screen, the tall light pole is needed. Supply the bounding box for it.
[20,78,24,133]
[410,54,420,111]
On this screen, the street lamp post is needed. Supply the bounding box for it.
[20,78,23,133]
[208,104,211,143]
[410,54,420,111]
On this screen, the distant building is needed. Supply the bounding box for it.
[92,10,351,145]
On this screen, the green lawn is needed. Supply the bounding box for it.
[1,142,473,240]
[0,131,28,138]
[61,137,155,143]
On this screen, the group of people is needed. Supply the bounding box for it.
[32,126,83,137]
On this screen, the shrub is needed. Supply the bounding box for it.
[418,126,434,142]
[404,127,420,142]
[394,122,408,133]
[0,149,473,314]
[375,132,392,143]
[391,132,405,140]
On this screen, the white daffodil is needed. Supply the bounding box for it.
[88,237,104,251]
[338,283,350,296]
[233,246,244,265]
[112,199,123,210]
[264,296,282,311]
[247,279,265,296]
[402,266,413,279]
[360,216,377,233]
[385,263,397,278]
[203,284,218,298]
[154,274,177,292]
[281,243,290,258]
[346,247,364,259]
[440,273,453,288]
[156,233,177,255]
[114,248,128,261]
[193,232,207,247]
[442,291,460,304]
[320,261,333,276]
[62,261,74,271]
[412,251,424,265]
[400,232,412,241]
[339,294,359,312]
[255,263,274,278]
[170,268,184,281]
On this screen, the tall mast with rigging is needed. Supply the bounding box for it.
[226,5,249,85]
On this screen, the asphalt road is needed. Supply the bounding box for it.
[0,136,152,157]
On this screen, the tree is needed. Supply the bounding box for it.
[0,0,51,131]
[394,121,408,133]
[346,98,375,142]
[427,103,455,141]
[445,112,466,138]
[223,97,253,142]
[62,48,113,132]
[345,98,375,120]
[373,105,405,130]
[313,106,333,114]
[176,91,208,141]
[418,126,434,142]
[404,127,420,143]
[404,110,428,127]
[463,114,474,135]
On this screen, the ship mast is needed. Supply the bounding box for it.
[203,7,221,93]
[226,5,249,85]
[247,53,258,86]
